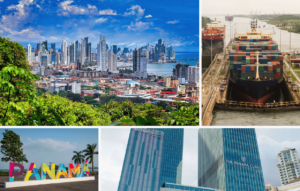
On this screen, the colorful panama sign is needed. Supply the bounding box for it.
[9,160,90,182]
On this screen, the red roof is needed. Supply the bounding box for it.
[160,91,176,94]
[158,79,164,82]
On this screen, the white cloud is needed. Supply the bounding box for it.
[167,20,179,24]
[99,9,117,15]
[0,0,4,2]
[0,30,3,34]
[57,1,98,17]
[23,138,77,152]
[123,5,145,21]
[95,17,108,24]
[145,15,152,18]
[127,21,153,31]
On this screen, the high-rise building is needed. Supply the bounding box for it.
[198,128,265,191]
[173,64,190,80]
[42,40,48,51]
[74,40,79,64]
[108,50,117,72]
[36,43,41,52]
[62,40,67,65]
[123,47,129,54]
[132,49,147,79]
[277,148,300,185]
[117,47,121,53]
[113,45,117,54]
[118,128,184,191]
[188,62,199,86]
[88,43,92,62]
[27,44,31,62]
[51,43,55,50]
[81,38,87,65]
[97,34,108,71]
[41,56,48,67]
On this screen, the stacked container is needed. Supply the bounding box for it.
[229,38,283,80]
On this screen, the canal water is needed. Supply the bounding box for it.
[203,15,300,126]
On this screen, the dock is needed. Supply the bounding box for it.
[202,42,300,126]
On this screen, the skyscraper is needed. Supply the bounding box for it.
[113,45,117,54]
[27,44,31,62]
[51,43,55,50]
[118,128,184,191]
[81,38,86,66]
[198,128,265,191]
[97,34,108,71]
[133,49,147,79]
[36,43,41,52]
[123,47,129,54]
[42,40,48,51]
[62,40,67,65]
[277,148,300,185]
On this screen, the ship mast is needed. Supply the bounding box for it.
[255,51,260,80]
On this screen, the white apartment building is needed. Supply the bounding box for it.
[27,44,31,63]
[277,148,300,185]
[188,62,199,86]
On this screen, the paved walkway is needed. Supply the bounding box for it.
[0,175,98,191]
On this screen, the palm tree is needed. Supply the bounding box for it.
[72,151,85,165]
[82,144,98,173]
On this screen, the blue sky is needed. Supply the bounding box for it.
[0,128,98,170]
[0,0,199,52]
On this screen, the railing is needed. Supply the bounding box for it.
[216,100,300,108]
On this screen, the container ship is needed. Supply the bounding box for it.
[229,19,283,103]
[225,15,233,21]
[202,18,225,67]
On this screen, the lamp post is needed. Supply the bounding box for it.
[211,30,213,90]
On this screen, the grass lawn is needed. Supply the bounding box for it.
[219,69,226,75]
[286,71,297,81]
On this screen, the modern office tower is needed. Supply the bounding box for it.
[51,43,55,50]
[97,34,108,71]
[188,62,199,86]
[41,44,46,54]
[113,45,117,54]
[41,56,48,67]
[118,47,121,53]
[198,128,265,191]
[167,46,175,60]
[36,43,41,52]
[74,40,79,64]
[173,64,190,80]
[106,44,109,51]
[81,38,86,66]
[88,43,92,62]
[84,37,89,59]
[62,40,67,65]
[50,49,56,65]
[42,40,48,51]
[67,46,70,65]
[132,49,147,79]
[123,47,129,54]
[56,52,61,65]
[31,47,34,53]
[157,39,162,62]
[118,128,184,191]
[27,44,31,62]
[277,148,300,185]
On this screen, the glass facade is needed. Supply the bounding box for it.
[118,128,184,191]
[198,128,265,191]
[161,183,218,191]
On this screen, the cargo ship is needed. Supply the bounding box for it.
[225,15,233,21]
[202,18,225,67]
[229,19,283,103]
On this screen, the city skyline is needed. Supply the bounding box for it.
[0,0,199,52]
[0,128,99,170]
[101,128,300,190]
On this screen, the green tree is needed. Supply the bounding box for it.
[83,144,98,173]
[72,151,85,165]
[1,129,25,162]
[16,153,28,165]
[156,101,168,110]
[0,65,40,124]
[58,91,67,98]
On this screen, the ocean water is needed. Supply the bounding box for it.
[118,52,199,76]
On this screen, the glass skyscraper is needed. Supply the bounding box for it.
[198,128,265,191]
[160,183,219,191]
[118,128,184,191]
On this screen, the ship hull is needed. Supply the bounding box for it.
[229,77,284,103]
[202,39,224,67]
